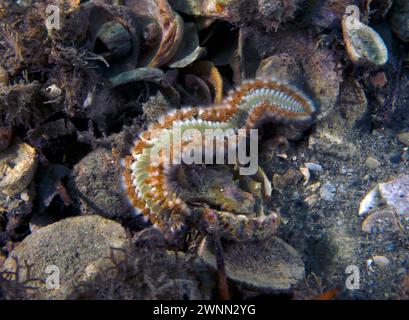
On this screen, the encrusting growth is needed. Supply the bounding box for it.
[121,78,316,241]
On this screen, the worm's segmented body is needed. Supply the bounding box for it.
[121,79,316,241]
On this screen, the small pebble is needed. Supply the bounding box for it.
[45,84,62,99]
[273,169,302,193]
[372,255,389,268]
[365,156,381,169]
[305,162,323,172]
[20,191,30,202]
[320,182,336,202]
[300,167,310,185]
[397,132,409,146]
[370,72,387,88]
[277,153,288,159]
[366,259,374,271]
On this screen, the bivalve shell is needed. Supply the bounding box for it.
[0,140,38,196]
[342,15,388,66]
[198,236,305,292]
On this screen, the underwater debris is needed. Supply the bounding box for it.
[341,15,388,66]
[0,82,43,127]
[74,245,206,300]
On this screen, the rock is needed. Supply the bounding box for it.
[359,175,409,218]
[1,216,128,299]
[300,167,311,185]
[361,207,400,234]
[256,53,303,84]
[378,175,409,218]
[370,72,387,88]
[359,187,379,215]
[336,78,368,128]
[273,169,302,193]
[198,236,305,292]
[372,255,390,269]
[320,182,336,202]
[68,148,138,226]
[397,132,409,146]
[132,226,166,248]
[305,162,323,172]
[365,156,381,169]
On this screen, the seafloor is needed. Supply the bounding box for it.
[0,0,408,300]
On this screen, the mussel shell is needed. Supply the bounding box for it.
[123,0,185,67]
[94,21,132,60]
[64,1,141,74]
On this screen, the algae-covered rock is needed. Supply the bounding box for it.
[68,148,138,225]
[1,215,128,299]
